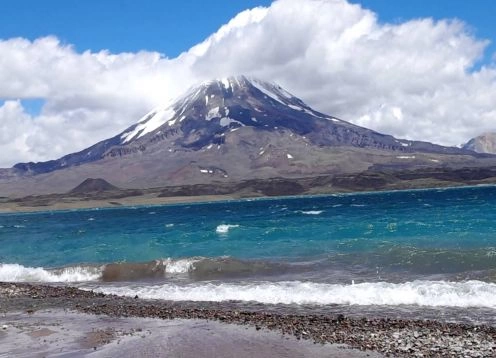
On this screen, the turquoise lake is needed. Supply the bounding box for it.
[1,185,496,324]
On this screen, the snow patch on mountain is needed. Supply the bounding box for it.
[121,106,175,143]
[220,117,243,127]
[250,79,290,105]
[206,107,220,121]
[221,78,231,90]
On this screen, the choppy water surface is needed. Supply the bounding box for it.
[1,185,496,324]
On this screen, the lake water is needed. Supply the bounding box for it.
[1,185,495,325]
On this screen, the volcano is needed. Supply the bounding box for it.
[1,76,493,196]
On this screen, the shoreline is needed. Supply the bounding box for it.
[1,282,495,357]
[1,182,495,214]
[0,193,240,214]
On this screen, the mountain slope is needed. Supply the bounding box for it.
[13,76,468,175]
[1,76,493,197]
[463,132,496,154]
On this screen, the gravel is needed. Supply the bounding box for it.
[1,282,495,357]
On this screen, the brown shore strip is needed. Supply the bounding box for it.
[1,282,495,357]
[2,167,496,214]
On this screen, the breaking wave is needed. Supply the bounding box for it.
[100,257,285,281]
[0,263,101,283]
[216,224,239,234]
[95,280,496,308]
[298,210,324,215]
[0,257,288,283]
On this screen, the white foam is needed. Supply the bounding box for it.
[0,263,101,283]
[299,210,323,215]
[162,258,199,274]
[94,280,496,308]
[216,224,240,234]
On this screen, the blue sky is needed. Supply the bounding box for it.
[359,0,496,65]
[0,0,494,61]
[0,0,272,56]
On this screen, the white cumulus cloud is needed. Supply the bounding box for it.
[0,0,495,167]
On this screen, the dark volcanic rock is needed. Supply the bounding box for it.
[238,178,305,196]
[331,172,394,191]
[69,178,119,194]
[157,178,305,198]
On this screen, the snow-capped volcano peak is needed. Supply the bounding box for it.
[12,75,474,176]
[119,75,337,145]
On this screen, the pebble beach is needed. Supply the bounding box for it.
[1,283,495,357]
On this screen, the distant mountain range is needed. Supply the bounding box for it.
[1,76,495,197]
[463,132,496,154]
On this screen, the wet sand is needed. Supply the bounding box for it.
[1,310,378,358]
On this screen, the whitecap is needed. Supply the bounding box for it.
[93,280,496,308]
[216,224,239,234]
[0,263,101,283]
[299,210,323,215]
[161,258,199,273]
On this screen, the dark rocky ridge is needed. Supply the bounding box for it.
[4,165,496,210]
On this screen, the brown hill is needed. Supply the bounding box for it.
[69,178,119,194]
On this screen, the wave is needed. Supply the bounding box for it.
[94,280,496,308]
[216,224,239,234]
[0,263,101,283]
[361,246,496,274]
[0,257,289,283]
[100,257,286,281]
[298,210,323,215]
